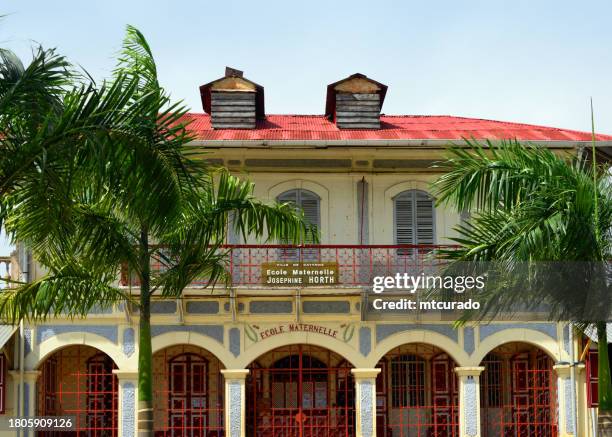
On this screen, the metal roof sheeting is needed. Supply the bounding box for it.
[0,325,17,350]
[181,114,612,142]
[584,323,612,344]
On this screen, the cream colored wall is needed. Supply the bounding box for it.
[236,172,461,245]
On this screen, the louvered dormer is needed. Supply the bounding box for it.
[199,67,265,129]
[325,73,388,129]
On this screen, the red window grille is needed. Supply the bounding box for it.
[0,353,5,414]
[480,346,557,437]
[38,346,118,437]
[377,344,459,437]
[153,347,224,437]
[246,344,354,437]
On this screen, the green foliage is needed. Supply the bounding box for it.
[1,25,314,320]
[433,138,612,410]
[0,25,315,430]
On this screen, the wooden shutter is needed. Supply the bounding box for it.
[394,190,435,245]
[415,191,434,245]
[394,193,414,245]
[278,189,320,240]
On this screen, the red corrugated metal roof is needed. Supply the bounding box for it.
[182,113,612,142]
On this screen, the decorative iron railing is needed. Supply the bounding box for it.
[121,244,457,288]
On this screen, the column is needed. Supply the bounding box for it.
[351,368,381,437]
[221,369,249,437]
[455,366,485,437]
[113,371,138,437]
[554,363,581,437]
[15,371,40,437]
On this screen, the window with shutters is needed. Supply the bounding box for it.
[277,189,321,260]
[393,190,435,254]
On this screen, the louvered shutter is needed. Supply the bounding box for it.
[394,194,415,245]
[394,190,435,245]
[277,189,321,259]
[278,189,320,238]
[415,191,434,245]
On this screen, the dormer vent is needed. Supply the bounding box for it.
[199,67,265,129]
[325,73,388,129]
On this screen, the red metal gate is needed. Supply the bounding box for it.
[153,348,224,437]
[480,350,557,437]
[247,345,354,437]
[377,346,459,437]
[38,347,118,437]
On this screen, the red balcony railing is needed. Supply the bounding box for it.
[121,244,456,288]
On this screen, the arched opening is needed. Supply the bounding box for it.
[37,345,118,436]
[376,343,459,437]
[246,344,354,437]
[153,345,224,437]
[479,342,557,437]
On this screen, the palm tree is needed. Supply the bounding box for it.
[433,138,612,433]
[0,26,314,436]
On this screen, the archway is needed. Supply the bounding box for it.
[479,342,557,437]
[246,344,354,437]
[152,345,224,437]
[376,343,459,437]
[37,345,118,436]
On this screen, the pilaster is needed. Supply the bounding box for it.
[221,369,249,437]
[351,368,381,437]
[554,363,583,437]
[113,371,138,437]
[455,366,485,437]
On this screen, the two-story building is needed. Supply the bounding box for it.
[1,68,611,437]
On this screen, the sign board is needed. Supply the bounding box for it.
[262,262,339,286]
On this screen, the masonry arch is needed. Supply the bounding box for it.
[28,332,125,371]
[370,329,470,368]
[374,339,462,436]
[245,343,355,437]
[237,334,365,369]
[151,331,234,369]
[37,344,119,436]
[471,328,562,366]
[152,343,225,435]
[478,341,558,436]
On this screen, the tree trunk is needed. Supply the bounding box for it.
[138,228,154,437]
[597,322,612,436]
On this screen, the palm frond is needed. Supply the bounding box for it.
[0,263,129,324]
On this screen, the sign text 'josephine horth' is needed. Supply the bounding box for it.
[262,262,339,286]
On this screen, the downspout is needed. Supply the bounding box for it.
[569,326,578,435]
[19,319,24,417]
[18,243,29,422]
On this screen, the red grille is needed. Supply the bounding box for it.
[247,345,354,437]
[153,346,224,437]
[480,347,557,437]
[586,348,598,407]
[38,347,118,437]
[377,344,459,437]
[122,244,455,287]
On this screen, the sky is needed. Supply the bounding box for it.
[1,0,612,254]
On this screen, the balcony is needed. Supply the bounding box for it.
[121,245,456,289]
[0,256,13,289]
